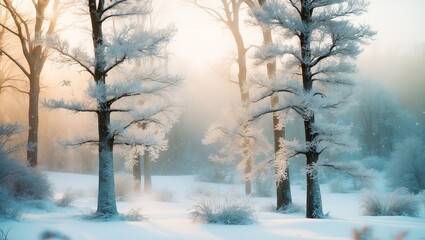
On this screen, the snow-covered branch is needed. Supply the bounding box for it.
[100,0,151,23]
[47,36,95,76]
[42,99,97,113]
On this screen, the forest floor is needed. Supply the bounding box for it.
[1,171,425,240]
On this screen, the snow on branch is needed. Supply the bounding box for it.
[203,106,272,168]
[252,0,303,35]
[115,128,168,160]
[110,100,178,137]
[42,98,96,113]
[250,73,302,103]
[312,0,369,21]
[0,122,24,154]
[46,35,94,76]
[255,44,302,65]
[307,160,375,183]
[311,21,375,66]
[100,0,151,23]
[105,26,175,68]
[311,122,359,155]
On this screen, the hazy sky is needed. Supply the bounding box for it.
[147,0,425,121]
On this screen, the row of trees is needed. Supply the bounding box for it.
[198,0,374,218]
[1,0,377,219]
[1,0,180,218]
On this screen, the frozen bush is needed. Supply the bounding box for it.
[386,137,425,194]
[123,208,147,222]
[0,157,52,200]
[190,186,216,198]
[0,186,21,220]
[196,163,235,184]
[55,189,75,207]
[361,188,421,217]
[189,196,256,225]
[155,188,175,202]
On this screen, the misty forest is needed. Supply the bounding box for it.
[0,0,424,239]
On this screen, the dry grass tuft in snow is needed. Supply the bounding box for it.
[154,188,176,202]
[55,189,75,207]
[361,188,421,217]
[189,195,256,225]
[123,208,147,222]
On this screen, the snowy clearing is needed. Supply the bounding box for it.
[1,172,425,240]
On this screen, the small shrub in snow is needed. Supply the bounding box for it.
[0,187,21,220]
[196,164,235,184]
[123,208,147,222]
[190,186,216,198]
[361,188,421,217]
[155,188,175,202]
[55,189,75,207]
[386,137,425,194]
[0,157,52,200]
[189,196,256,225]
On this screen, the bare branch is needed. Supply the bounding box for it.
[0,85,29,95]
[192,0,227,23]
[0,48,30,77]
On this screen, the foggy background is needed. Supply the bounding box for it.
[0,0,424,176]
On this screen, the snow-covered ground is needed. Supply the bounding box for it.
[2,172,425,240]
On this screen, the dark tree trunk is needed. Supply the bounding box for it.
[89,0,118,216]
[96,110,117,215]
[300,0,324,218]
[27,75,40,167]
[258,0,293,209]
[304,119,323,218]
[143,151,152,193]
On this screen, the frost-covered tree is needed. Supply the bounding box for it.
[203,108,273,186]
[193,0,257,195]
[353,81,414,157]
[248,0,293,210]
[44,0,180,218]
[0,0,61,167]
[386,137,425,194]
[252,0,375,218]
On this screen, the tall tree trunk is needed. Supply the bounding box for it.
[27,74,40,167]
[304,118,323,218]
[89,0,118,216]
[230,10,252,195]
[258,0,292,210]
[143,151,152,193]
[300,0,323,218]
[96,110,117,216]
[133,155,141,193]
